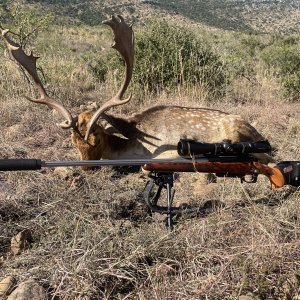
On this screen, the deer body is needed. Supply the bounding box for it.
[72,105,269,164]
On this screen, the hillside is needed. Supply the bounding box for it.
[24,0,300,34]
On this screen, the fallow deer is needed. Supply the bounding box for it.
[1,15,273,168]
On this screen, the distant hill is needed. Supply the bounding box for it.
[22,0,300,34]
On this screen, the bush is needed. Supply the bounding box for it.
[283,71,300,100]
[260,36,300,99]
[240,34,267,57]
[88,19,227,98]
[0,0,53,48]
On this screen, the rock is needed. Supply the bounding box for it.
[7,279,47,300]
[53,167,73,179]
[11,229,33,255]
[0,276,15,297]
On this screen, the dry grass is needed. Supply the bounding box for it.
[1,93,300,299]
[2,24,300,300]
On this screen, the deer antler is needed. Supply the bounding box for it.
[1,29,75,129]
[84,15,134,141]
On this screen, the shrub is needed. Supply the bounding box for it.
[283,71,300,100]
[88,19,227,99]
[240,34,267,57]
[0,0,53,48]
[260,36,300,99]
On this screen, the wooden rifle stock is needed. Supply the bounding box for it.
[143,160,289,189]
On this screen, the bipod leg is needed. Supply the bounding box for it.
[165,175,175,231]
[143,172,178,231]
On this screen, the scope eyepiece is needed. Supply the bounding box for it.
[177,139,272,157]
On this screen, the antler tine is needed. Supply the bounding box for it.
[1,29,75,129]
[84,15,134,142]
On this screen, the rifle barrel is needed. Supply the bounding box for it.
[0,158,209,171]
[42,158,204,168]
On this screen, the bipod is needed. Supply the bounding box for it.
[143,172,177,231]
[143,172,220,230]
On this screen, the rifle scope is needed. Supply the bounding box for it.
[177,139,272,157]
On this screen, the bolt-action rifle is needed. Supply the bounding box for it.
[1,140,300,230]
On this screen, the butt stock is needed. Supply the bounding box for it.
[272,161,300,187]
[252,161,300,188]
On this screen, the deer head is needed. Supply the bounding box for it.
[1,15,134,164]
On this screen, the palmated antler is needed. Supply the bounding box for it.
[84,15,134,141]
[1,29,75,129]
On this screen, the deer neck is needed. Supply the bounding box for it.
[101,113,138,139]
[102,134,151,159]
